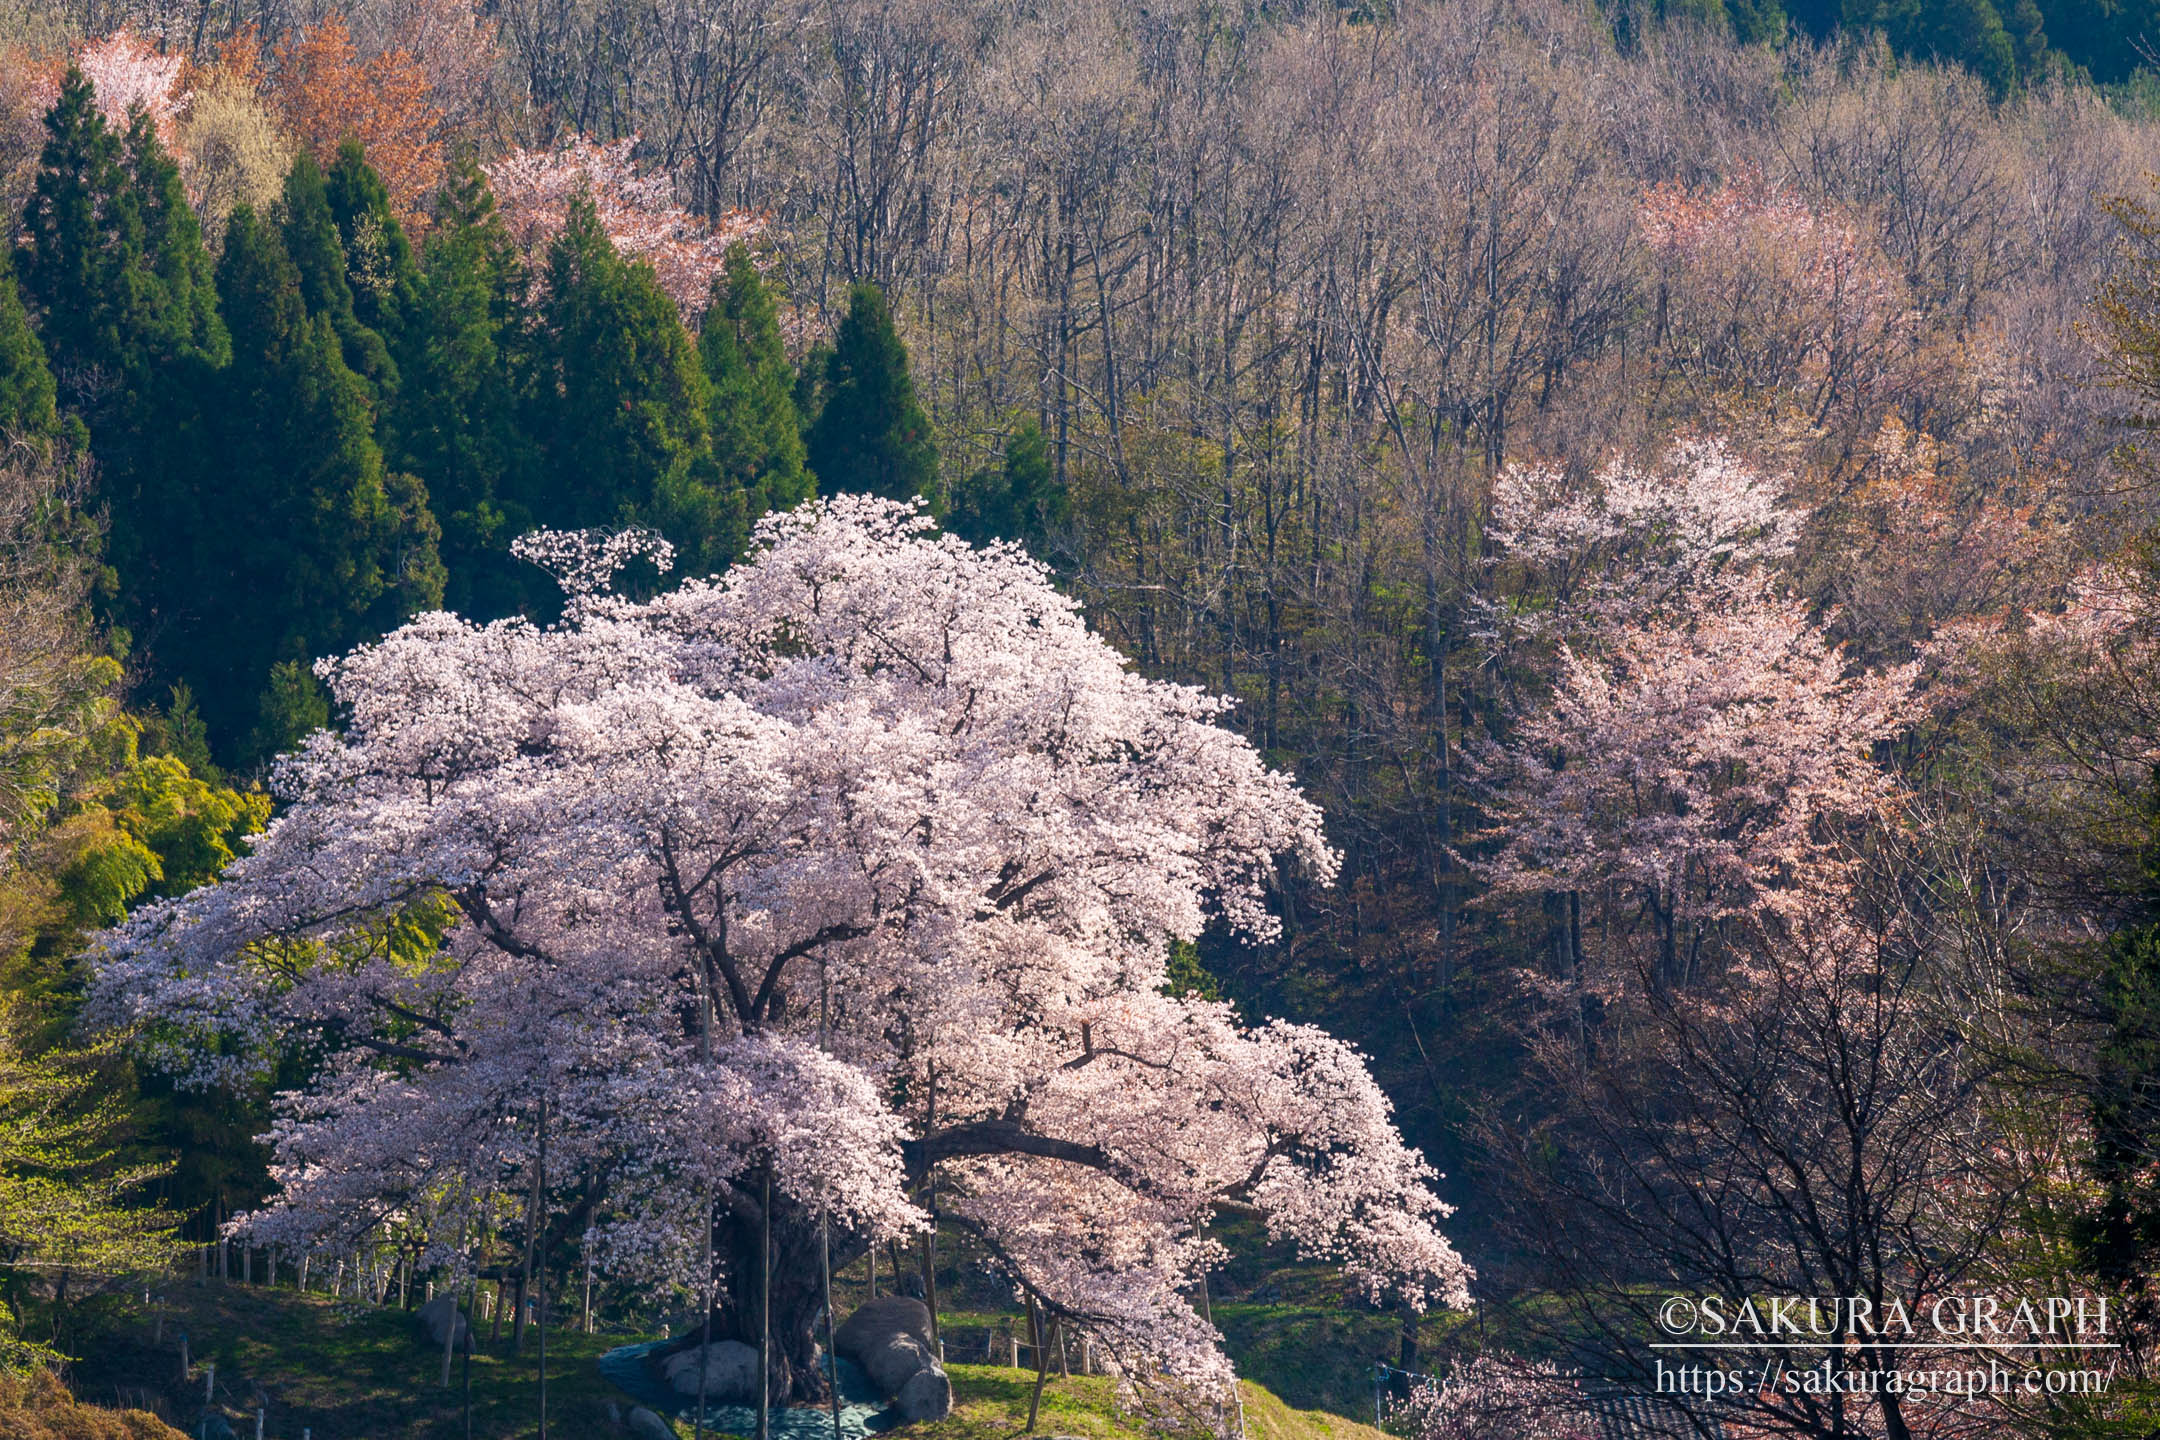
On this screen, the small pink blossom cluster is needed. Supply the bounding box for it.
[1638,171,1890,322]
[76,29,188,145]
[1636,172,1907,409]
[484,137,767,318]
[1385,1355,1598,1440]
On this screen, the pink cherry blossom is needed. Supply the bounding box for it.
[87,497,1468,1395]
[76,29,187,145]
[1475,438,1918,982]
[1386,1354,1599,1440]
[484,137,767,319]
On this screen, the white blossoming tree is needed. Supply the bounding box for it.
[86,498,1469,1402]
[1475,438,1916,989]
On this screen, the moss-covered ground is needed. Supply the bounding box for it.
[61,1281,1407,1440]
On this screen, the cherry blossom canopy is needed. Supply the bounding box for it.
[87,498,1470,1392]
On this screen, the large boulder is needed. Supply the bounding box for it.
[833,1297,951,1423]
[626,1406,677,1440]
[416,1293,472,1353]
[659,1340,761,1402]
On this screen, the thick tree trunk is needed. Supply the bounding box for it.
[686,1201,862,1405]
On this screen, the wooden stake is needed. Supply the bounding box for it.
[921,1063,939,1345]
[757,1163,772,1440]
[1025,1308,1058,1434]
[537,1094,550,1440]
[695,1190,713,1440]
[822,1204,842,1440]
[463,1280,475,1440]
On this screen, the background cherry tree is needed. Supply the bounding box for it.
[86,498,1470,1405]
[1473,437,1918,991]
[74,30,186,145]
[484,137,766,318]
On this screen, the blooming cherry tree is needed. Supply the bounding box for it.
[484,138,766,318]
[1636,172,1911,450]
[87,499,1469,1401]
[1476,439,1917,988]
[75,30,187,146]
[1483,435,1802,635]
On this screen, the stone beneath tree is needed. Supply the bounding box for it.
[833,1297,951,1422]
[416,1293,472,1352]
[660,1339,761,1401]
[626,1405,676,1440]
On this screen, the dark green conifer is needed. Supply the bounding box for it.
[187,205,441,760]
[804,282,938,509]
[521,196,721,574]
[952,418,1064,553]
[247,659,334,762]
[389,160,530,619]
[701,244,812,540]
[324,139,420,351]
[281,151,397,400]
[17,73,224,393]
[120,111,223,368]
[17,75,224,702]
[16,71,135,399]
[0,253,57,442]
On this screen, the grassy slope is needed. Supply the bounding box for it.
[0,1367,189,1439]
[66,1284,1400,1440]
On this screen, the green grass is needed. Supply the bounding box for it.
[65,1284,1401,1440]
[1210,1305,1397,1421]
[69,1281,632,1438]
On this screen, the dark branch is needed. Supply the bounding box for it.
[905,1119,1110,1181]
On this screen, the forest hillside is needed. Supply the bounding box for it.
[3,0,2160,1437]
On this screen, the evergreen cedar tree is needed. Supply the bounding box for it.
[87,502,1470,1403]
[700,243,814,540]
[0,254,57,443]
[281,150,398,402]
[950,418,1064,553]
[202,202,442,758]
[523,195,725,578]
[16,69,228,732]
[321,138,420,350]
[806,282,941,512]
[387,158,530,621]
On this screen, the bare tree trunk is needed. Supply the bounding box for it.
[516,1103,543,1355]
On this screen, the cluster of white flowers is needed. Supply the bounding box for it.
[87,496,1468,1390]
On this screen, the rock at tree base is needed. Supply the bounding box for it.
[416,1293,473,1352]
[832,1297,951,1422]
[601,1338,902,1438]
[659,1340,760,1401]
[626,1407,676,1440]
